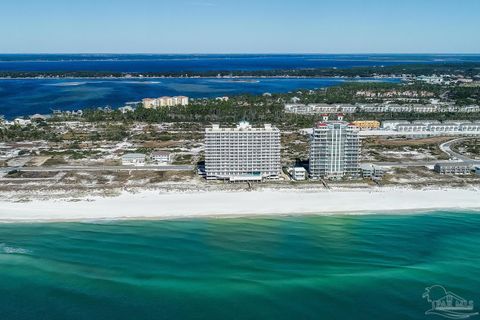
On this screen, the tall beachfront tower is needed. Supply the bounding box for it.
[205,122,281,182]
[309,114,360,179]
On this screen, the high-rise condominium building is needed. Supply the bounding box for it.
[309,114,360,179]
[205,122,281,182]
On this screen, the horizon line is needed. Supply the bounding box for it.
[1,52,480,55]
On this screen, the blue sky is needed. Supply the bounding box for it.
[1,0,479,53]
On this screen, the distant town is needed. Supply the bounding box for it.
[1,64,480,200]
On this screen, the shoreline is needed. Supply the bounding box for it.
[0,187,479,223]
[0,75,395,80]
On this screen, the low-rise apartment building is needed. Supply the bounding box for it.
[290,167,307,181]
[434,162,472,175]
[122,153,146,166]
[396,124,428,132]
[359,163,386,179]
[382,120,480,133]
[429,124,461,133]
[151,151,172,164]
[351,120,381,130]
[142,96,189,108]
[460,123,480,132]
[285,102,480,114]
[381,120,411,130]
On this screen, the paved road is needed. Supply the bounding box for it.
[375,138,480,168]
[373,160,480,168]
[439,138,474,162]
[375,161,439,167]
[16,165,194,172]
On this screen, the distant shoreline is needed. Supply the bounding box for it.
[1,61,479,80]
[0,75,396,80]
[0,187,479,223]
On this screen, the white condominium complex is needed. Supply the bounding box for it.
[205,122,281,181]
[172,96,189,106]
[142,96,189,108]
[309,114,360,179]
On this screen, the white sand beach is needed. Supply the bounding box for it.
[0,187,479,222]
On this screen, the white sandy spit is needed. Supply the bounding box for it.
[0,187,479,222]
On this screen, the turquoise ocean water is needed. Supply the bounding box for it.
[1,211,480,319]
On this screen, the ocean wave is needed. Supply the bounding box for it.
[46,82,87,87]
[0,243,31,254]
[121,81,161,84]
